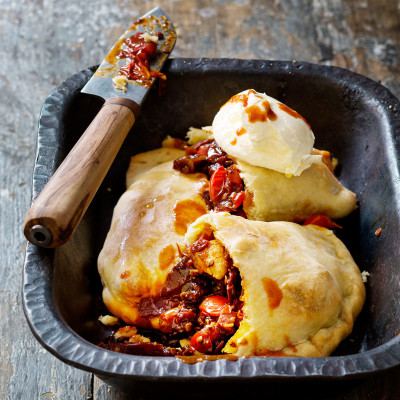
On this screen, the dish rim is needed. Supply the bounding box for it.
[23,57,400,380]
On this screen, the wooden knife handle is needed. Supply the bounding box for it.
[24,98,137,248]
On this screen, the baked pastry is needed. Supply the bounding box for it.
[97,90,363,358]
[173,136,356,222]
[98,148,208,328]
[126,146,185,187]
[238,158,356,222]
[185,212,365,357]
[173,89,357,222]
[99,210,365,357]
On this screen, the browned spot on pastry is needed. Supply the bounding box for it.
[312,148,334,172]
[278,103,311,129]
[159,244,176,270]
[242,191,253,211]
[262,277,283,310]
[120,270,131,279]
[284,334,298,353]
[236,127,247,136]
[173,200,207,235]
[230,138,237,145]
[256,348,289,357]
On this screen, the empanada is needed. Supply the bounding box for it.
[238,158,356,222]
[173,137,356,222]
[99,207,365,357]
[98,151,209,328]
[185,212,365,357]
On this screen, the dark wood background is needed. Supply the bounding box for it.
[1,0,399,398]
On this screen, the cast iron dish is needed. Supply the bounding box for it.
[23,59,400,390]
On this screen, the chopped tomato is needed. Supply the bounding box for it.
[232,191,245,209]
[190,329,213,353]
[303,214,342,229]
[218,304,233,315]
[209,166,227,202]
[199,296,230,316]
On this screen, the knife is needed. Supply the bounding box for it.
[24,7,176,248]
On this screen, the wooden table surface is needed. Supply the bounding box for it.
[1,0,400,398]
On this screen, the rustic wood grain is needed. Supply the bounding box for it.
[1,0,399,399]
[24,102,135,247]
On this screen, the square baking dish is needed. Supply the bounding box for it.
[23,58,400,390]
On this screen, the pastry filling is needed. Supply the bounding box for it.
[99,229,243,357]
[116,31,167,93]
[173,140,246,215]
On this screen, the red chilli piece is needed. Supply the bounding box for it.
[303,214,342,229]
[190,329,213,353]
[209,166,227,202]
[226,166,242,186]
[199,296,230,317]
[232,191,245,209]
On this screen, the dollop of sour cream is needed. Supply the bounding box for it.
[212,89,321,176]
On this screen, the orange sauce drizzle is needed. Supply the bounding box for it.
[120,270,131,279]
[177,354,239,364]
[283,334,298,353]
[256,349,290,357]
[267,103,277,121]
[245,100,277,123]
[245,105,266,122]
[159,244,176,270]
[262,277,283,310]
[236,127,247,136]
[173,200,207,235]
[278,103,311,129]
[223,93,249,108]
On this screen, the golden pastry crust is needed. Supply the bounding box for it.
[126,147,185,187]
[185,212,365,357]
[98,153,208,327]
[237,159,357,222]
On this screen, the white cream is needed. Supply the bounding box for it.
[212,89,321,176]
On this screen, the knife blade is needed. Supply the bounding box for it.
[82,7,176,104]
[24,7,176,248]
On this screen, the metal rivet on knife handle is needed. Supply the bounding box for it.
[23,7,176,247]
[28,225,53,247]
